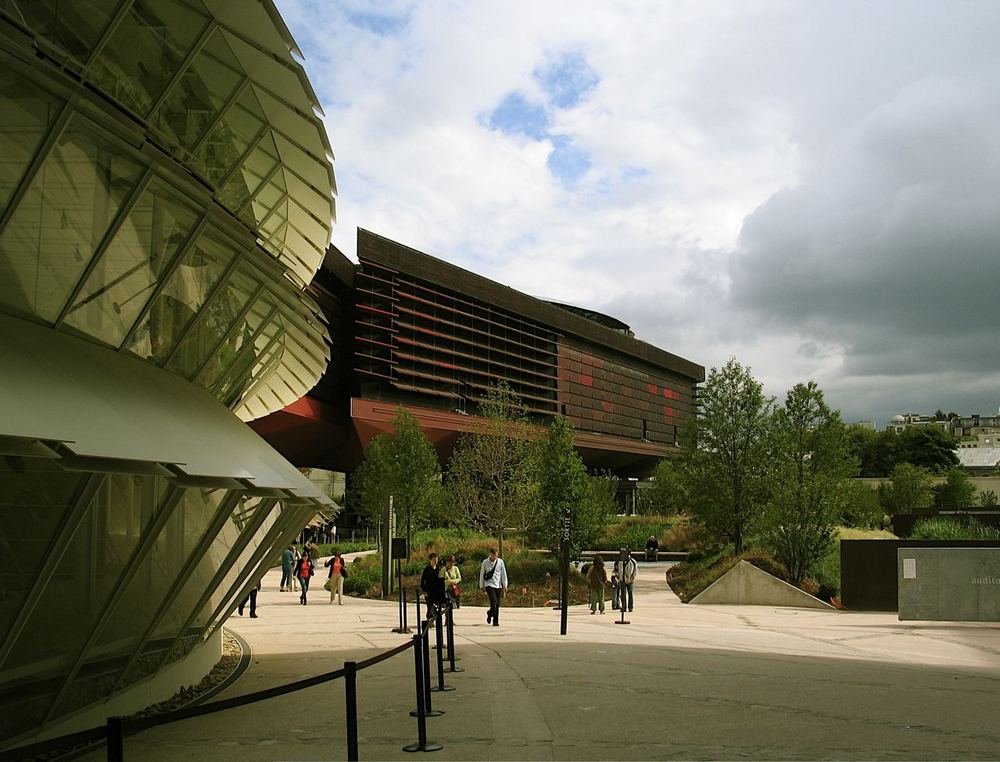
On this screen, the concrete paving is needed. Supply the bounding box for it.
[81,560,1000,761]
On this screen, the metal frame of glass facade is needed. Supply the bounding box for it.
[0,0,337,747]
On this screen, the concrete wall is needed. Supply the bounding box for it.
[898,548,1000,621]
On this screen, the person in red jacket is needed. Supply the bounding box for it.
[295,552,315,605]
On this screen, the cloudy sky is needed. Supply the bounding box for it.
[277,0,1000,426]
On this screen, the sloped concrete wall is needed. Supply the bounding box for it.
[690,561,833,609]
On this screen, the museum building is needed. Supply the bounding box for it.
[0,0,336,748]
[252,229,705,482]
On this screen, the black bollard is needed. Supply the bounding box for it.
[433,606,454,692]
[412,618,443,716]
[345,661,359,761]
[106,716,124,762]
[445,605,464,673]
[402,632,442,753]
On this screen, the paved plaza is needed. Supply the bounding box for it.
[81,560,1000,760]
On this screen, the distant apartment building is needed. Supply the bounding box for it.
[950,415,1000,448]
[884,413,949,433]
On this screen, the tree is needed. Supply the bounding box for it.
[896,426,959,473]
[881,463,934,515]
[763,382,857,583]
[935,467,975,509]
[681,357,773,554]
[446,382,539,556]
[847,427,900,477]
[350,407,441,550]
[837,480,884,529]
[638,458,686,515]
[530,416,610,554]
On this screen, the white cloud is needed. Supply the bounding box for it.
[279,0,1000,425]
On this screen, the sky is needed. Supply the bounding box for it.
[276,0,1000,426]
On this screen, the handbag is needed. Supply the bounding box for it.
[451,583,461,598]
[323,578,333,592]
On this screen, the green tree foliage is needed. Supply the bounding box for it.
[934,467,976,508]
[446,381,539,556]
[895,426,959,473]
[836,480,885,529]
[881,462,934,514]
[637,458,686,515]
[846,428,899,477]
[848,425,959,477]
[531,415,589,553]
[763,382,857,583]
[350,407,441,550]
[682,357,773,554]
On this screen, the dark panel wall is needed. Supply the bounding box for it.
[840,539,1000,610]
[558,337,695,445]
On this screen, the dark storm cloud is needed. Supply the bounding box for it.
[729,70,1000,411]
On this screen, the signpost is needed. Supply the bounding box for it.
[560,506,571,635]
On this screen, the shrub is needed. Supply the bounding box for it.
[597,514,691,551]
[837,480,884,529]
[315,541,376,556]
[979,490,998,508]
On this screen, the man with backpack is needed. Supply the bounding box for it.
[613,547,638,613]
[479,548,508,626]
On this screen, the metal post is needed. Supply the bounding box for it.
[560,506,571,636]
[615,547,631,625]
[345,661,359,761]
[416,587,422,624]
[402,632,442,752]
[412,619,443,716]
[445,605,464,673]
[106,716,124,762]
[433,607,454,692]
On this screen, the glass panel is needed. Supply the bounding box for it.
[63,180,198,346]
[216,135,278,211]
[0,65,61,214]
[185,499,281,632]
[192,86,265,188]
[0,114,144,323]
[153,28,242,151]
[214,315,281,405]
[166,261,258,379]
[0,457,84,677]
[119,492,253,688]
[1,473,166,733]
[92,485,229,692]
[1,0,116,66]
[195,292,275,389]
[124,228,234,364]
[88,0,204,116]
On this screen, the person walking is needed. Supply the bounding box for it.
[294,551,315,605]
[238,579,261,618]
[587,555,608,614]
[291,542,301,592]
[479,548,508,626]
[420,553,445,614]
[440,554,462,609]
[280,545,294,592]
[324,550,347,605]
[613,548,638,612]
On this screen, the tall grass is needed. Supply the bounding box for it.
[911,516,1000,540]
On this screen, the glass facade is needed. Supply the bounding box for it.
[0,0,335,419]
[0,0,337,747]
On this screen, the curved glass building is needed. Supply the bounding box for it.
[0,0,336,747]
